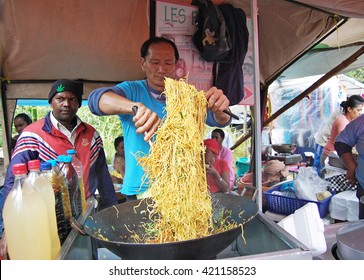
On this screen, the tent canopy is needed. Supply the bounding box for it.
[2,0,364,85]
[1,0,364,160]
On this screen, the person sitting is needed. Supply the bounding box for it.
[114,136,124,157]
[204,139,230,193]
[10,113,33,154]
[110,153,125,185]
[211,128,235,190]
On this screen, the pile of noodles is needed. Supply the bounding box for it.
[138,77,214,243]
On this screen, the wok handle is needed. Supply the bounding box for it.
[70,217,87,236]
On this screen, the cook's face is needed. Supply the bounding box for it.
[51,91,79,124]
[141,42,176,92]
[211,132,223,146]
[14,117,29,134]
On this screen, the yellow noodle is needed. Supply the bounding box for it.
[138,78,213,242]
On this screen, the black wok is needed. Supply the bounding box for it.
[271,144,296,154]
[83,193,258,260]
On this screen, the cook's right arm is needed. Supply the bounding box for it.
[88,87,161,141]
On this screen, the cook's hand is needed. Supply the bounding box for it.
[205,87,230,124]
[132,104,161,142]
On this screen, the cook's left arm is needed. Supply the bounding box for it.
[205,87,231,125]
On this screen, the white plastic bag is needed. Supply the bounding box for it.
[294,167,330,201]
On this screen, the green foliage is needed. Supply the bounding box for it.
[346,67,364,83]
[14,106,122,164]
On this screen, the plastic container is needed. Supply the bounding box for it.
[236,157,250,176]
[67,149,86,212]
[264,181,333,218]
[3,163,52,259]
[44,160,72,244]
[28,160,61,259]
[60,155,82,219]
[49,159,72,221]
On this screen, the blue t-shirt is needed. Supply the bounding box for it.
[335,114,364,188]
[88,79,229,195]
[117,80,165,195]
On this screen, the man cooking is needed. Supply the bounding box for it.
[88,36,232,201]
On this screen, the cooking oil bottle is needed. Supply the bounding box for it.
[60,155,82,219]
[67,149,86,213]
[27,160,61,259]
[49,159,72,220]
[42,160,71,244]
[3,163,52,260]
[56,156,72,221]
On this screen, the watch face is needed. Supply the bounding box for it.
[175,67,185,78]
[175,59,186,78]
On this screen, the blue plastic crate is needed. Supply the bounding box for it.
[264,181,333,218]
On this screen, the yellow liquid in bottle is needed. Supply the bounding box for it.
[78,177,87,213]
[33,176,61,259]
[3,182,52,260]
[53,168,72,221]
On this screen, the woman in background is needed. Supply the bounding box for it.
[320,97,363,170]
[204,139,230,193]
[10,113,32,154]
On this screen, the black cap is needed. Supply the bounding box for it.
[48,79,83,107]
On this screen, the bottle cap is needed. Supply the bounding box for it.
[57,155,65,162]
[48,159,57,167]
[13,163,27,175]
[27,159,40,170]
[67,149,76,155]
[63,155,73,163]
[40,161,52,170]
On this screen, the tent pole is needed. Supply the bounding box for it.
[0,81,11,166]
[251,0,262,212]
[232,45,364,150]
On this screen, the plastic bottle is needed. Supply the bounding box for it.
[67,149,86,213]
[42,161,71,244]
[3,163,52,260]
[60,155,82,219]
[48,159,72,221]
[27,160,61,259]
[56,155,72,221]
